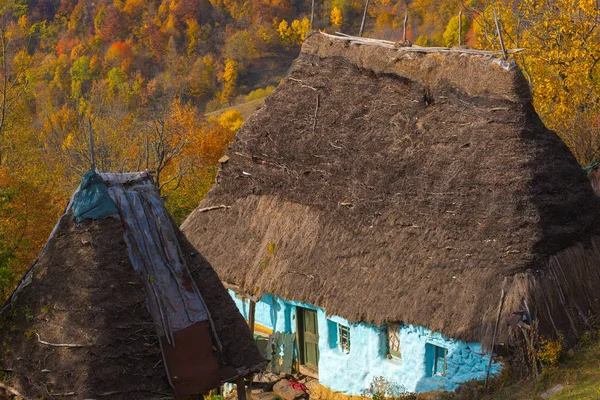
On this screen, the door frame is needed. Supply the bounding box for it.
[296,306,319,377]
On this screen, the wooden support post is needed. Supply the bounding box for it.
[310,0,315,29]
[248,299,256,335]
[458,11,462,47]
[402,11,408,42]
[236,376,247,400]
[359,0,370,37]
[485,287,506,388]
[493,8,508,59]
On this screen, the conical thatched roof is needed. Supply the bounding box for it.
[0,173,264,399]
[181,32,600,347]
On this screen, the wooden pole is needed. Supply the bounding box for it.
[145,131,149,170]
[493,8,508,59]
[236,376,247,400]
[458,11,462,46]
[248,299,256,335]
[359,0,370,37]
[87,118,96,171]
[310,0,315,29]
[485,287,506,388]
[402,11,408,42]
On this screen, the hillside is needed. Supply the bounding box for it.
[445,338,600,400]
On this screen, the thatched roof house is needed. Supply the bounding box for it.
[181,32,600,394]
[0,172,264,399]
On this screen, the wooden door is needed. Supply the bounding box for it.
[298,307,319,371]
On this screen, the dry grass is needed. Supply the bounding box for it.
[206,97,266,120]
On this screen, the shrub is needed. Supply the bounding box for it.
[245,85,275,102]
[537,336,563,366]
[362,376,416,400]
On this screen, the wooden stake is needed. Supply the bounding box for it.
[236,377,247,400]
[458,11,462,46]
[145,131,149,170]
[248,299,256,335]
[310,0,315,29]
[359,0,370,37]
[312,92,320,132]
[402,11,408,42]
[493,8,508,59]
[0,382,26,398]
[87,118,96,171]
[485,287,506,388]
[196,204,231,213]
[36,333,84,348]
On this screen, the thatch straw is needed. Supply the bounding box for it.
[182,32,600,348]
[0,211,264,398]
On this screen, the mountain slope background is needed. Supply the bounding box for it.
[0,0,474,298]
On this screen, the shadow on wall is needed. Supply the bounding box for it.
[269,294,281,331]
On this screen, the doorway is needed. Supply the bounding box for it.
[297,307,320,373]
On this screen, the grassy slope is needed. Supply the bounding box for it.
[500,340,600,400]
[207,97,266,120]
[451,340,600,400]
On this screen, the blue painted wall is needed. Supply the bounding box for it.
[229,290,501,395]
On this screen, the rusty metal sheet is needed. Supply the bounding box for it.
[161,321,221,396]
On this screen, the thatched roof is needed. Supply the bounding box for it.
[0,175,264,399]
[181,32,600,347]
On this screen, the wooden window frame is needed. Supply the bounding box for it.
[433,345,447,376]
[387,323,401,359]
[338,324,351,354]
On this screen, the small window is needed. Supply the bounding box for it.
[387,323,401,359]
[338,324,351,354]
[433,345,447,376]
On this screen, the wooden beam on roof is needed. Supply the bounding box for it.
[324,32,525,56]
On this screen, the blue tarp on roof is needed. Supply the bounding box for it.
[72,170,119,223]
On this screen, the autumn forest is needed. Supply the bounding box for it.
[0,0,599,300]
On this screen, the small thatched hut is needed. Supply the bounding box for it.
[0,171,264,399]
[181,32,600,394]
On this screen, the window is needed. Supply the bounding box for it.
[387,323,401,359]
[338,324,351,354]
[433,345,447,376]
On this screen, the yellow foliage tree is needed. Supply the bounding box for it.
[186,18,201,58]
[217,109,244,132]
[166,109,241,223]
[330,7,343,28]
[475,0,600,166]
[278,17,310,47]
[220,59,238,105]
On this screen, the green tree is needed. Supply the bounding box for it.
[443,14,470,47]
[107,67,129,97]
[70,56,91,98]
[224,30,259,68]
